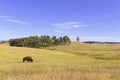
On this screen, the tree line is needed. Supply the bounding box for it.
[84,41,120,44]
[9,35,71,48]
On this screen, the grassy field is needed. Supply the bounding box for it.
[0,42,120,80]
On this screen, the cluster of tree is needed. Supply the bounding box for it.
[9,35,71,48]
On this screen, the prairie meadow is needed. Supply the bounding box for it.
[0,42,120,80]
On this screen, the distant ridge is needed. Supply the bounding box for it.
[83,41,120,44]
[0,41,9,44]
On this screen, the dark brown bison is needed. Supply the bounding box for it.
[23,56,33,62]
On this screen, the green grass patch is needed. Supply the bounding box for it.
[95,56,120,60]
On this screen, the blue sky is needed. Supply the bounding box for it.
[0,0,120,41]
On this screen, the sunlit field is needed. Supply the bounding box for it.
[0,42,120,80]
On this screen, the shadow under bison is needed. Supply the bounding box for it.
[23,56,33,62]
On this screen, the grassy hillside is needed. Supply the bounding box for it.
[47,42,120,51]
[47,42,120,57]
[0,43,120,80]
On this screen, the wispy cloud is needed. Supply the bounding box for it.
[54,30,66,33]
[52,22,88,30]
[5,19,27,24]
[0,16,11,18]
[0,15,27,24]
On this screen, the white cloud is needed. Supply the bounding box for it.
[0,16,11,18]
[5,19,27,24]
[52,22,87,30]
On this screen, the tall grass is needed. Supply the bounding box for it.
[0,63,120,80]
[0,43,120,80]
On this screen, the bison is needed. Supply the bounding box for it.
[23,56,33,62]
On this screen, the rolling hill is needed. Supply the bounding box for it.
[0,42,120,80]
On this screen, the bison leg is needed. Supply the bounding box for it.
[30,59,33,62]
[23,59,25,62]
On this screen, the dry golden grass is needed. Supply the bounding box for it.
[0,42,120,80]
